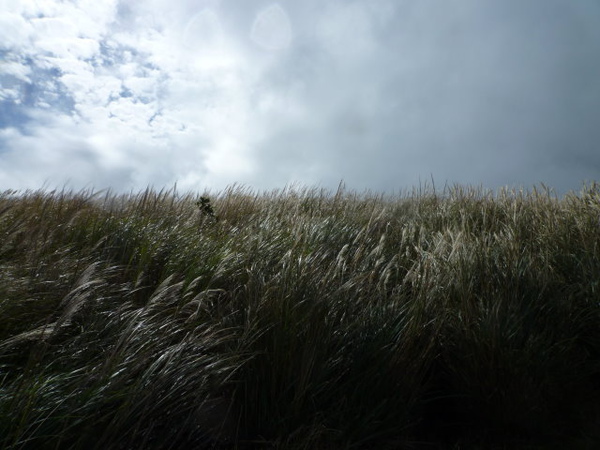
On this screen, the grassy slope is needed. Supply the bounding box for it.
[0,183,599,449]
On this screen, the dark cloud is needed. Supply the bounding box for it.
[244,0,600,194]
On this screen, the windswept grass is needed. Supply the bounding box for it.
[1,183,599,449]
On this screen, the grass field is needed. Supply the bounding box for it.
[1,182,599,449]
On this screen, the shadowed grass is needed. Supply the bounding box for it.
[1,182,599,449]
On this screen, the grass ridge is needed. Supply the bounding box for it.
[1,183,599,449]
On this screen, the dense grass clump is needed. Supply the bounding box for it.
[1,183,599,449]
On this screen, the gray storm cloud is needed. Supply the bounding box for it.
[243,0,600,194]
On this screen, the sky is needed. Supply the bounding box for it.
[1,0,600,195]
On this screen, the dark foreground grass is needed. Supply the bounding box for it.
[1,183,599,449]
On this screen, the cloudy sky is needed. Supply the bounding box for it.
[1,0,600,195]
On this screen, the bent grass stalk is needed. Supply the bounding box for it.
[0,183,599,449]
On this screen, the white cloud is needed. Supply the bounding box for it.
[0,12,33,49]
[0,60,32,83]
[0,0,277,191]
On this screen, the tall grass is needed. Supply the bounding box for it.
[1,183,599,449]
